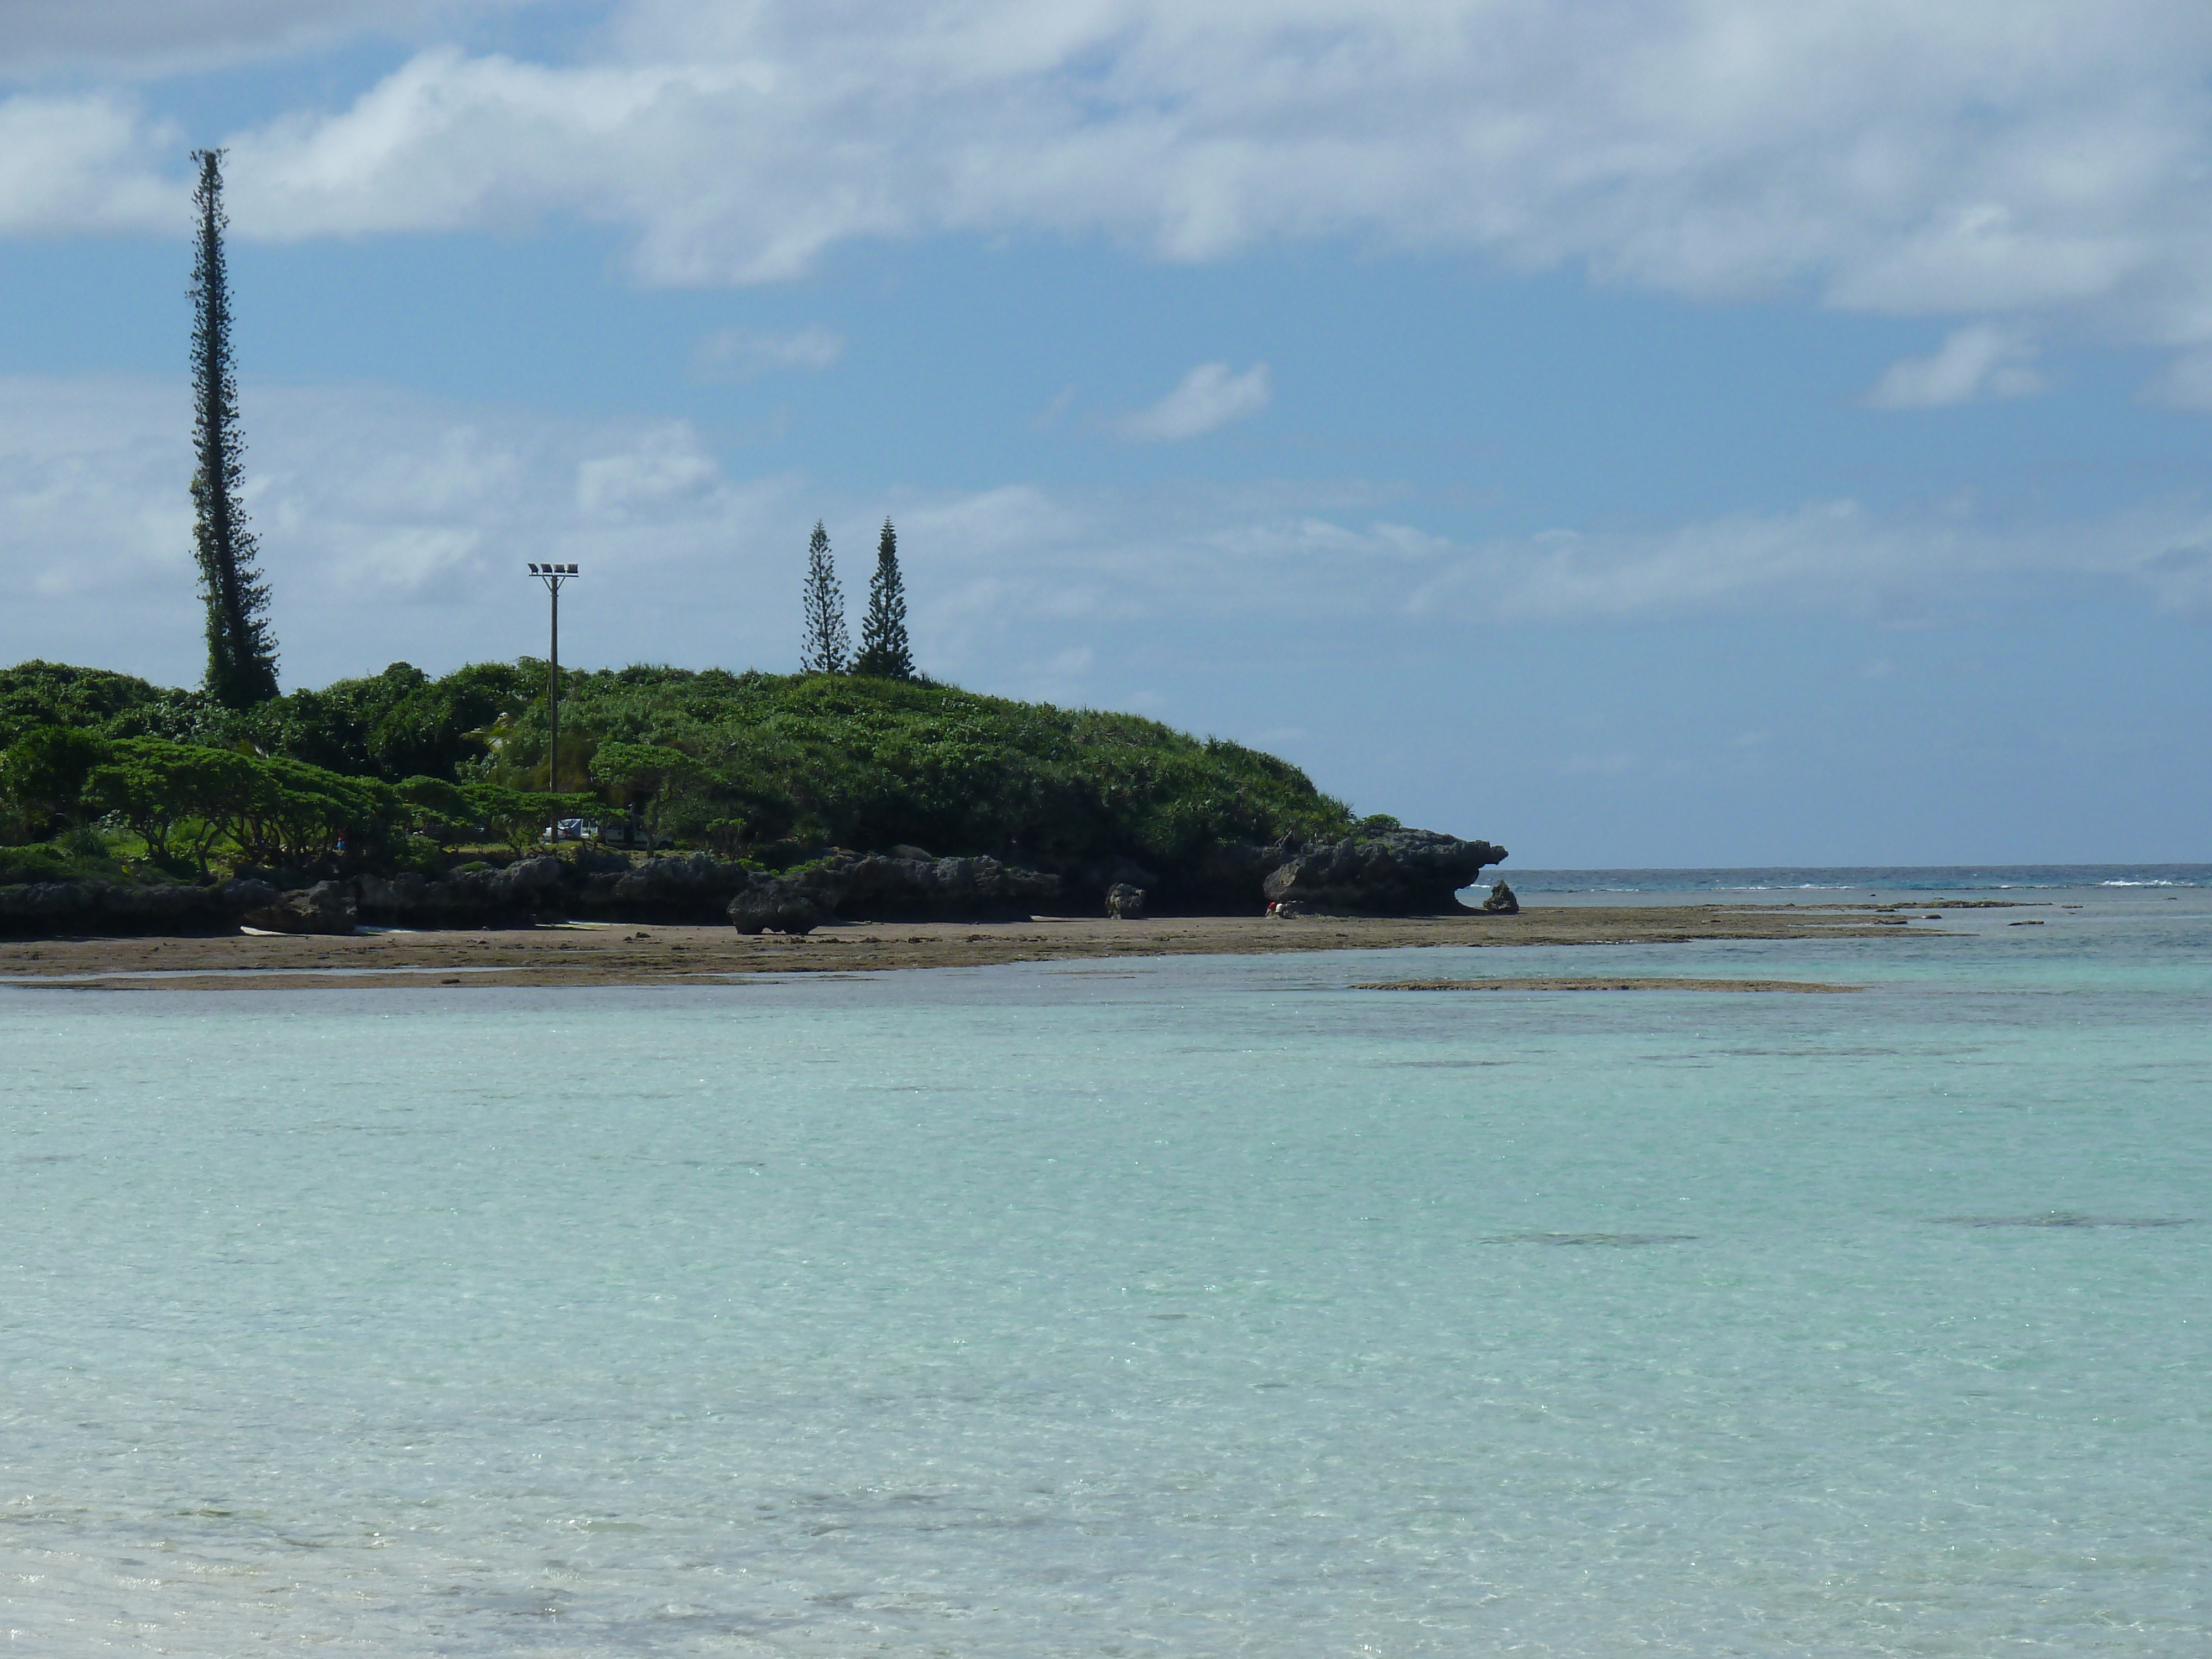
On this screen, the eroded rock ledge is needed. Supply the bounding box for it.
[729,852,1062,935]
[0,824,1509,938]
[1261,828,1507,917]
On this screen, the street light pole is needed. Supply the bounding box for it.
[527,563,580,831]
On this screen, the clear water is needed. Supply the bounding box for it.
[1503,862,2212,896]
[4,881,2210,1655]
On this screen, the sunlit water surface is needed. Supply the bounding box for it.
[4,884,2209,1655]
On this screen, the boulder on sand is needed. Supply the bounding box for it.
[1105,882,1147,919]
[1259,827,1507,916]
[1481,878,1520,915]
[728,883,831,936]
[240,879,358,935]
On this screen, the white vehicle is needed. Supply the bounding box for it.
[540,817,600,843]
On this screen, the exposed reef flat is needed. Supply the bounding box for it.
[0,903,1926,990]
[1354,976,1864,993]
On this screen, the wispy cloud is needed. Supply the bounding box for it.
[7,374,2210,693]
[0,0,519,79]
[1115,363,1271,442]
[1030,384,1076,431]
[693,325,844,380]
[1864,324,2044,409]
[0,92,182,234]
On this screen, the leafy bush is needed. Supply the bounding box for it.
[0,840,120,885]
[2,725,114,832]
[85,738,264,875]
[226,756,398,867]
[487,666,1355,868]
[0,662,165,750]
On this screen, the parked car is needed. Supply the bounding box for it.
[540,817,600,843]
[601,817,676,850]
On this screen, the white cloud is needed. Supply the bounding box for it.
[6,373,2210,697]
[1864,323,2044,408]
[12,0,2212,378]
[0,0,533,78]
[0,375,810,685]
[0,93,184,234]
[1412,500,2212,624]
[1116,363,1272,441]
[575,422,721,514]
[693,325,844,380]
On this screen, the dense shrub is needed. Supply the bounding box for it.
[1,658,1359,879]
[481,667,1355,868]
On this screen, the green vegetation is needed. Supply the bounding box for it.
[799,521,849,675]
[853,519,915,679]
[0,658,1355,886]
[187,149,280,708]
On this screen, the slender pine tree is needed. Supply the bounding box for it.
[854,517,915,679]
[188,148,280,708]
[799,520,849,674]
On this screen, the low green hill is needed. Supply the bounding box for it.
[1,660,1360,896]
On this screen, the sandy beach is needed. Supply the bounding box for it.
[0,902,1926,989]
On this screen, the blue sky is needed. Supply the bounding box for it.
[3,0,2209,865]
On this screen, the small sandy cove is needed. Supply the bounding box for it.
[0,904,1921,990]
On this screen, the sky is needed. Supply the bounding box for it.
[2,1,2209,867]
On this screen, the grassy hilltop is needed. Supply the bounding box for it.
[0,659,1362,898]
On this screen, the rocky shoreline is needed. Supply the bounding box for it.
[0,825,1509,940]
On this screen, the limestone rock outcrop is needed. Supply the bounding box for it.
[1481,878,1520,914]
[0,824,1509,937]
[0,878,241,937]
[728,883,832,936]
[239,879,358,935]
[357,856,568,927]
[1259,827,1508,916]
[730,852,1062,934]
[582,851,755,920]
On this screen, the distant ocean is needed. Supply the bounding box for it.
[4,877,2209,1654]
[1505,862,2212,894]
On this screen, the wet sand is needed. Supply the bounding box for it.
[0,904,1923,989]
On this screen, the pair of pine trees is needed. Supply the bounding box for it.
[801,519,915,679]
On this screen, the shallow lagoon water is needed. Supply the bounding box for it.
[4,887,2210,1654]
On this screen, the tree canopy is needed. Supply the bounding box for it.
[2,658,1360,886]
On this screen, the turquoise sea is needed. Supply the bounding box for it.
[4,870,2209,1655]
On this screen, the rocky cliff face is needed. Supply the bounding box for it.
[357,858,571,926]
[0,878,242,936]
[0,825,1507,937]
[730,852,1062,935]
[1259,827,1508,916]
